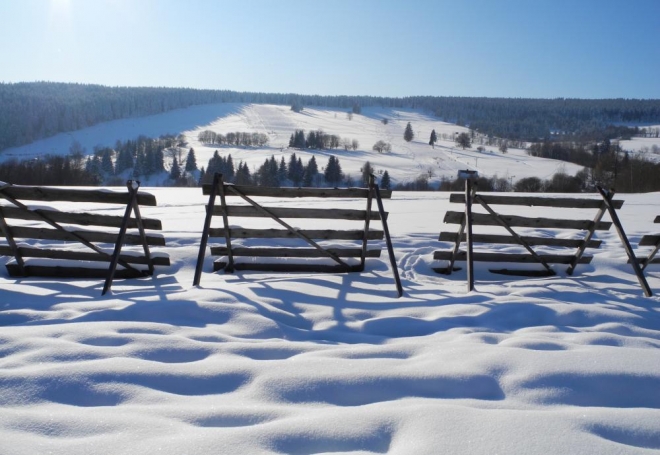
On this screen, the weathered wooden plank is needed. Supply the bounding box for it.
[5,264,150,278]
[0,206,162,229]
[202,184,392,199]
[213,261,363,273]
[0,186,157,206]
[210,246,381,258]
[443,211,612,230]
[0,225,166,246]
[448,193,623,209]
[208,228,384,241]
[213,205,387,221]
[433,250,593,264]
[628,257,660,265]
[0,245,169,265]
[639,234,660,246]
[225,184,352,269]
[488,269,556,277]
[438,231,602,248]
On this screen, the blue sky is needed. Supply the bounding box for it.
[1,0,659,99]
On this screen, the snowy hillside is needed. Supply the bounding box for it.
[0,103,606,186]
[0,188,659,454]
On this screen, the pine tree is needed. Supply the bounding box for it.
[101,149,115,175]
[361,161,374,186]
[185,148,198,172]
[207,150,221,176]
[324,156,343,186]
[380,171,391,190]
[235,161,251,185]
[170,157,181,180]
[132,153,144,178]
[86,156,102,180]
[404,122,414,142]
[429,129,437,148]
[225,154,235,182]
[115,148,134,174]
[278,156,288,183]
[153,148,165,173]
[302,156,318,187]
[288,153,304,185]
[198,166,206,186]
[292,130,306,149]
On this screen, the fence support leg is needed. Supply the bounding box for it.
[373,177,403,297]
[597,186,652,297]
[465,179,475,292]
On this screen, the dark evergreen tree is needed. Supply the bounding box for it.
[234,161,251,185]
[324,156,343,186]
[198,166,206,186]
[404,122,414,142]
[278,156,288,183]
[225,154,235,182]
[380,171,391,190]
[288,152,304,185]
[133,152,145,178]
[86,156,102,180]
[185,147,197,172]
[291,130,306,149]
[307,131,317,149]
[100,148,115,175]
[207,150,221,176]
[302,156,318,187]
[291,100,303,113]
[115,148,134,174]
[361,161,374,186]
[256,155,279,187]
[429,129,437,147]
[170,157,181,180]
[152,148,165,173]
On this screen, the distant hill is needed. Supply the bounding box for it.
[0,103,587,188]
[2,82,660,152]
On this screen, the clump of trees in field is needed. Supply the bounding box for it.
[288,129,359,151]
[197,130,269,147]
[200,151,346,188]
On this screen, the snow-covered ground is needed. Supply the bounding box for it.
[0,104,606,186]
[620,125,660,162]
[1,188,659,454]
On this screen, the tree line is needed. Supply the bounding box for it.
[197,130,269,147]
[288,129,359,151]
[3,82,660,152]
[201,152,345,188]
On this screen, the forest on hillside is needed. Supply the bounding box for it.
[2,131,660,194]
[2,82,660,151]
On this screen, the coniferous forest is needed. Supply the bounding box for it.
[2,82,660,151]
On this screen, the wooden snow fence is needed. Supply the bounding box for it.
[0,181,169,295]
[193,173,403,297]
[635,215,660,271]
[434,179,624,292]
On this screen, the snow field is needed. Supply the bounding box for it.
[0,189,659,454]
